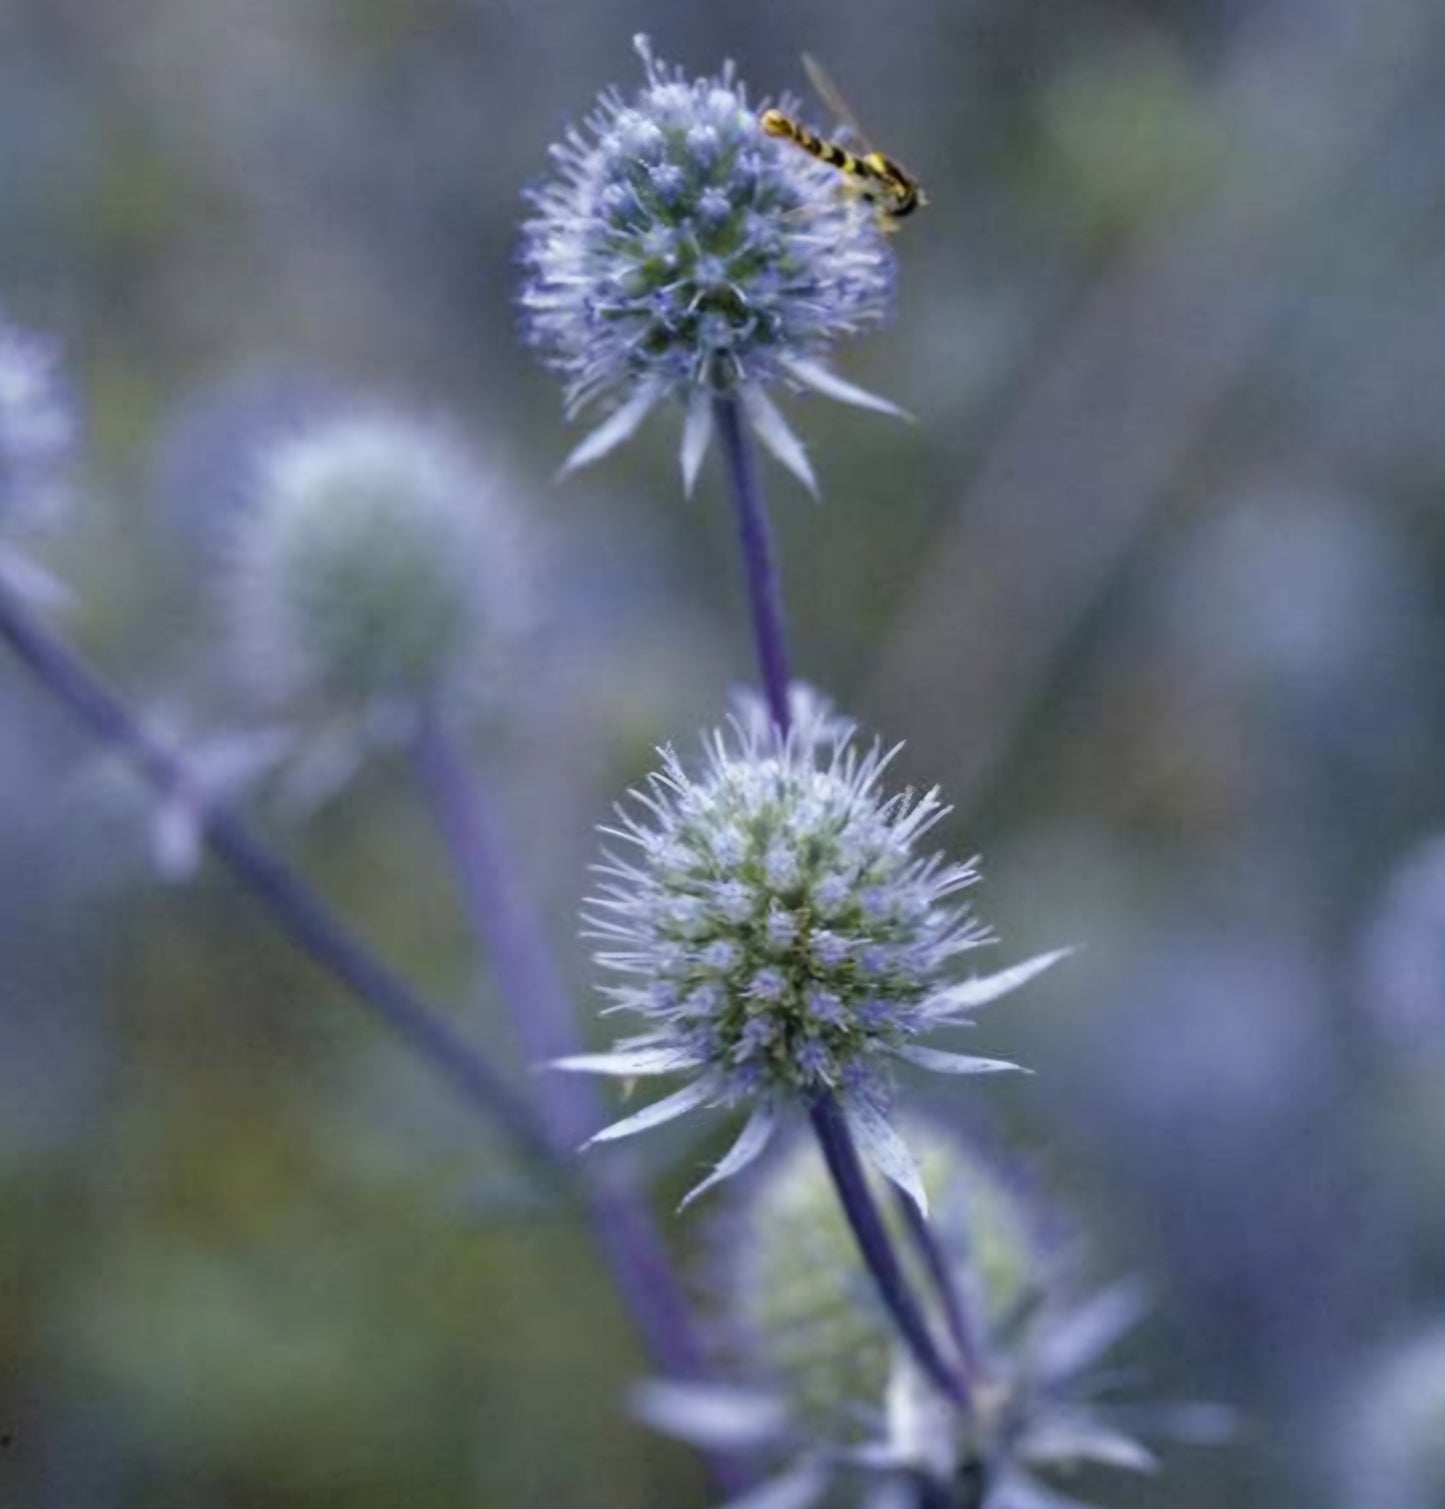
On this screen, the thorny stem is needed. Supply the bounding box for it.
[409,716,715,1388]
[809,1093,968,1407]
[0,589,560,1162]
[713,393,792,736]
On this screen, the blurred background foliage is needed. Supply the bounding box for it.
[2,0,1445,1504]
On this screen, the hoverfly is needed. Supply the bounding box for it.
[760,54,927,228]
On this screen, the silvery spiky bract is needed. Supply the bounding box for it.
[558,694,1066,1210]
[227,410,524,722]
[519,36,902,495]
[0,318,77,609]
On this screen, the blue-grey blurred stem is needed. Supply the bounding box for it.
[713,395,793,735]
[893,1185,983,1394]
[0,586,553,1167]
[809,1093,968,1406]
[409,717,733,1411]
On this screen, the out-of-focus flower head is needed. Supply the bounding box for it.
[1340,1328,1445,1509]
[0,316,78,609]
[712,1118,1056,1434]
[225,406,529,770]
[556,690,1065,1209]
[519,36,901,496]
[639,1121,1201,1509]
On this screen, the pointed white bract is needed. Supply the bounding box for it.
[781,356,911,420]
[892,1044,1027,1076]
[554,1044,705,1077]
[679,1103,778,1210]
[842,1095,930,1216]
[923,948,1073,1021]
[559,386,661,477]
[681,391,714,497]
[630,1379,793,1450]
[519,38,901,485]
[1032,1280,1151,1386]
[1018,1416,1159,1474]
[741,387,818,497]
[560,689,1059,1202]
[584,1075,721,1146]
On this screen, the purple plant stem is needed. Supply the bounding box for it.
[809,1093,967,1406]
[0,588,556,1166]
[713,394,792,735]
[892,1185,983,1394]
[410,716,750,1491]
[714,400,969,1410]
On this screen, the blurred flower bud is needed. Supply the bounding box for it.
[643,1120,1190,1507]
[711,1119,1052,1433]
[226,409,526,726]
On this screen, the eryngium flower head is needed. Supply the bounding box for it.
[519,36,901,494]
[714,1119,1054,1434]
[640,1123,1207,1509]
[227,410,525,719]
[558,695,1066,1208]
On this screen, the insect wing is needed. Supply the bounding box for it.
[801,53,875,152]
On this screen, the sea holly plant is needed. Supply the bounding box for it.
[529,37,1070,1430]
[222,406,532,808]
[0,31,1217,1509]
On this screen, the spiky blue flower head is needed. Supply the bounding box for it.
[226,408,527,726]
[557,692,1066,1208]
[519,36,902,495]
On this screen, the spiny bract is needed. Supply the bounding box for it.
[519,36,902,495]
[557,693,1067,1210]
